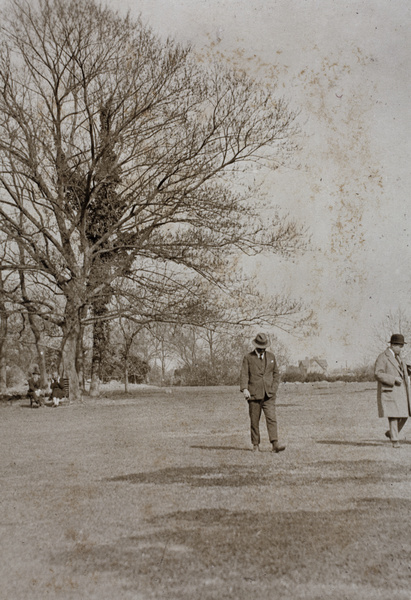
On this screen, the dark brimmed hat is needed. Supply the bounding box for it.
[389,334,406,346]
[253,333,269,348]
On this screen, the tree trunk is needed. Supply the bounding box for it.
[76,324,86,392]
[0,360,6,393]
[123,337,132,393]
[38,347,47,388]
[0,279,8,393]
[207,333,217,380]
[0,334,6,393]
[89,320,102,397]
[161,340,166,386]
[124,365,129,393]
[89,311,109,397]
[61,321,82,403]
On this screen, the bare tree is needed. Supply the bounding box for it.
[0,0,306,401]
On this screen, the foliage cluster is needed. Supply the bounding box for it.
[100,351,149,385]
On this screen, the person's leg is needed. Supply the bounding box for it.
[262,395,278,443]
[388,418,400,447]
[263,395,286,452]
[248,400,262,447]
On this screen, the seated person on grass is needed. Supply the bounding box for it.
[49,372,67,406]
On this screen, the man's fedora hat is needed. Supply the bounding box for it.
[253,333,269,348]
[389,333,406,346]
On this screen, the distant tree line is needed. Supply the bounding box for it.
[282,364,375,384]
[3,319,292,390]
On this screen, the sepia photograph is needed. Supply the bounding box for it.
[1,0,410,598]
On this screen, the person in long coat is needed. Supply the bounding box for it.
[374,333,411,448]
[240,332,285,453]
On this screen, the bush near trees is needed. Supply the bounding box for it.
[282,364,375,384]
[173,361,239,387]
[171,364,376,387]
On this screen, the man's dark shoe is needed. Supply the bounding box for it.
[272,443,286,453]
[385,430,391,439]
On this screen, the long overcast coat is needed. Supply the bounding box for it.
[374,348,411,418]
[240,350,280,400]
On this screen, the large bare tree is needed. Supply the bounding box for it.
[0,0,306,401]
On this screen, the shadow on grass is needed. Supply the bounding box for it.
[190,445,252,452]
[312,387,376,396]
[317,440,390,447]
[108,465,279,487]
[53,498,411,600]
[307,459,411,483]
[190,445,285,453]
[107,458,410,488]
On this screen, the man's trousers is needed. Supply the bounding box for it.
[248,395,278,445]
[388,417,407,441]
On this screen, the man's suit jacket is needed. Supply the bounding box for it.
[240,350,280,400]
[374,348,411,418]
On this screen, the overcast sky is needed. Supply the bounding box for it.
[11,0,411,368]
[98,0,411,367]
[109,0,411,368]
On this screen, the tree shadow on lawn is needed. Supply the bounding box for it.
[309,387,376,396]
[108,465,283,487]
[190,444,293,453]
[190,444,257,452]
[53,498,411,599]
[107,460,410,488]
[317,439,411,447]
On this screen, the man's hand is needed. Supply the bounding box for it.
[394,377,402,386]
[243,389,251,400]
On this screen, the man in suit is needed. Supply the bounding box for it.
[374,333,411,448]
[240,332,285,453]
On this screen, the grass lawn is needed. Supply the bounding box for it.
[1,382,411,599]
